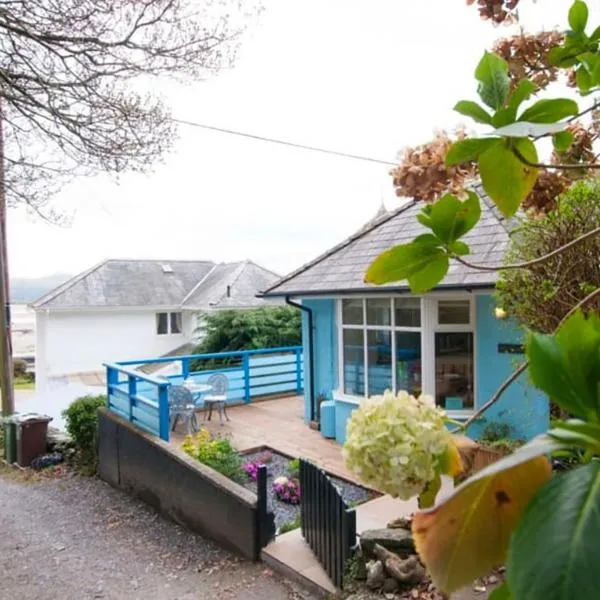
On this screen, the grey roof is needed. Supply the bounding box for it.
[262,186,514,297]
[33,259,282,310]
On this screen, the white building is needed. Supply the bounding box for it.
[32,259,281,391]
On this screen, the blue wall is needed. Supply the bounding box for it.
[301,294,549,444]
[472,295,549,440]
[301,299,337,422]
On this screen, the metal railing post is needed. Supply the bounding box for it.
[243,352,251,403]
[158,384,170,441]
[181,357,190,379]
[127,374,137,422]
[295,347,303,394]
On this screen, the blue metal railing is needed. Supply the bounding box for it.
[104,346,304,442]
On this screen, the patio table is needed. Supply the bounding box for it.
[182,381,212,404]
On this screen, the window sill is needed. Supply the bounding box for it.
[331,391,475,420]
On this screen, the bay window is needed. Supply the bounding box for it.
[339,296,474,411]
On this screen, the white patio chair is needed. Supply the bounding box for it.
[168,385,198,433]
[203,373,230,424]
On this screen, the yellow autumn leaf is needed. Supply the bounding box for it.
[443,436,467,477]
[412,454,552,594]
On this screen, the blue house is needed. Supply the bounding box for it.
[261,190,549,444]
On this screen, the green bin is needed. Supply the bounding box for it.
[3,418,17,464]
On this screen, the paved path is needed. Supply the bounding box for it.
[0,472,314,600]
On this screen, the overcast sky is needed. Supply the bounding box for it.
[8,0,573,279]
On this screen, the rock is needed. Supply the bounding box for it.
[373,544,426,585]
[387,516,412,529]
[361,528,415,558]
[487,574,500,584]
[366,560,385,590]
[382,577,399,594]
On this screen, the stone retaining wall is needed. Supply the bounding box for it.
[97,408,274,560]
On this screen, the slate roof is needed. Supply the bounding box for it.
[262,186,515,297]
[32,259,282,310]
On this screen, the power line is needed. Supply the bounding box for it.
[172,117,398,166]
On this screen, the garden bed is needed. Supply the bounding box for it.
[240,446,377,531]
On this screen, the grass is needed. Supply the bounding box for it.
[13,377,35,390]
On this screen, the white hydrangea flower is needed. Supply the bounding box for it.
[273,476,289,486]
[342,389,453,499]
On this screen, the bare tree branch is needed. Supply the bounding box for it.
[451,226,600,271]
[0,0,259,220]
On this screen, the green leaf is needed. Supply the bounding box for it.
[569,0,589,33]
[448,240,470,256]
[418,473,441,509]
[507,79,535,112]
[454,100,493,125]
[475,52,511,111]
[492,107,517,128]
[590,25,600,41]
[527,311,600,420]
[407,251,449,293]
[549,46,579,68]
[365,242,446,288]
[519,98,579,123]
[508,460,600,600]
[549,420,600,453]
[553,130,574,153]
[426,191,481,245]
[576,65,593,94]
[494,122,567,137]
[489,583,513,600]
[412,233,442,247]
[445,137,500,165]
[478,138,539,217]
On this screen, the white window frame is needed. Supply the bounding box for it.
[156,311,183,336]
[337,295,476,414]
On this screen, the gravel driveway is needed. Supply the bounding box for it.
[0,471,315,600]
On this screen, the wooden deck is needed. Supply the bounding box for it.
[171,395,359,484]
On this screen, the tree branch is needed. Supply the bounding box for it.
[451,226,600,271]
[451,287,600,433]
[512,145,600,170]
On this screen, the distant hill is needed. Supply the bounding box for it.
[10,274,72,304]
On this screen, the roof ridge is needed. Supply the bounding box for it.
[180,263,219,307]
[261,200,418,296]
[210,261,249,308]
[104,258,215,264]
[31,259,109,309]
[244,259,281,280]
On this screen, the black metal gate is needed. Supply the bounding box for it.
[299,459,357,589]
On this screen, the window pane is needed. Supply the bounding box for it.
[438,300,470,325]
[395,331,422,396]
[156,313,168,335]
[395,298,421,327]
[342,299,363,325]
[366,298,391,326]
[435,332,474,409]
[367,330,392,395]
[343,329,365,395]
[170,312,182,334]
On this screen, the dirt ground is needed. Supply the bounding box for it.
[0,470,315,600]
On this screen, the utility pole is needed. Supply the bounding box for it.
[0,99,14,416]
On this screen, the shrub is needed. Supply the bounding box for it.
[182,429,244,483]
[12,358,28,379]
[273,476,301,504]
[288,458,300,478]
[242,460,266,481]
[497,180,600,334]
[62,394,106,473]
